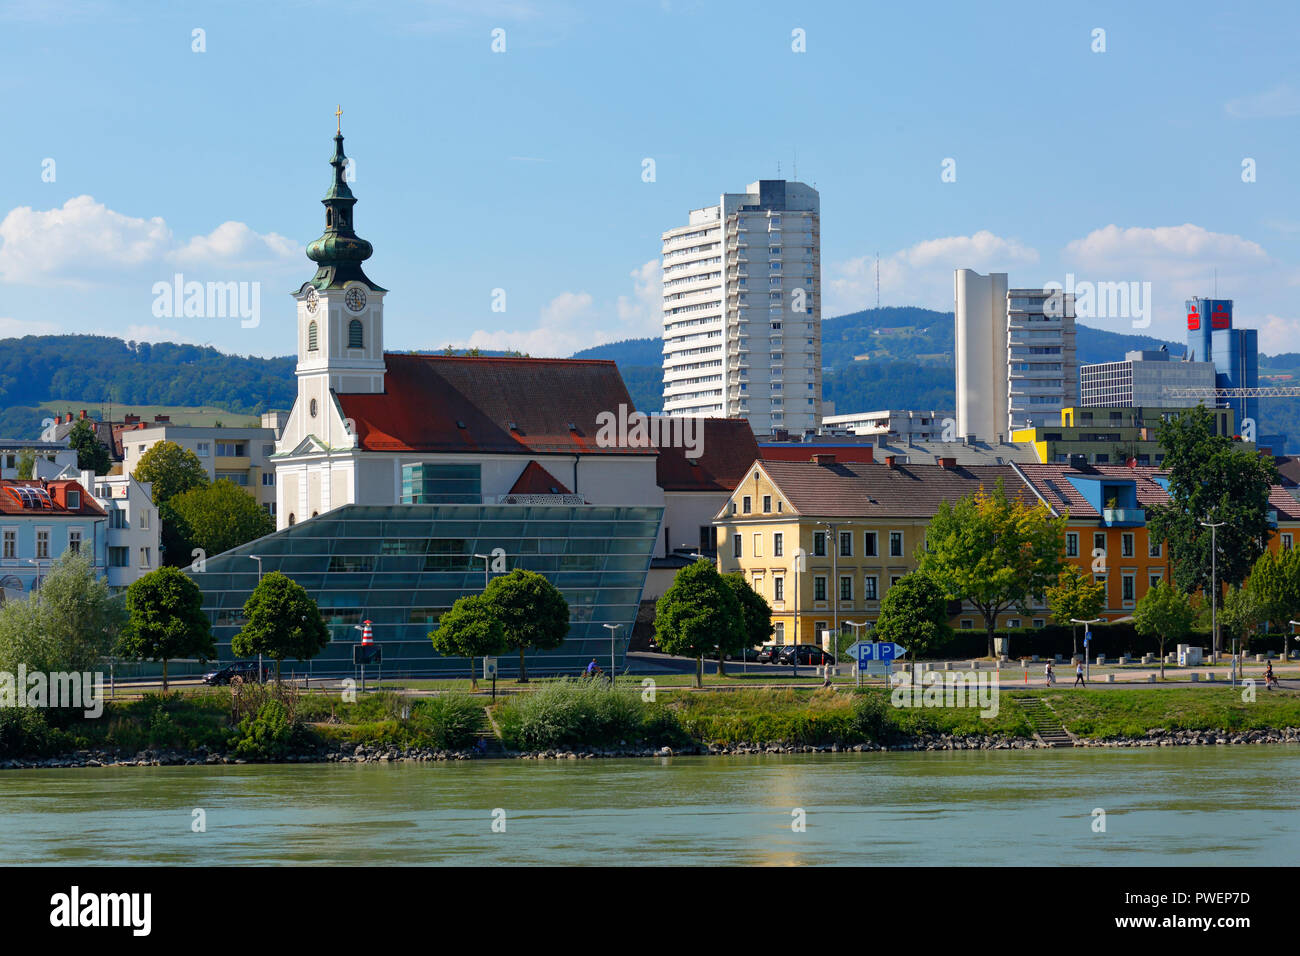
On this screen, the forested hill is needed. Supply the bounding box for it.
[0,336,296,436]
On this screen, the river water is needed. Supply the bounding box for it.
[4,748,1298,865]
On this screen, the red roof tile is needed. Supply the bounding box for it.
[337,354,656,457]
[508,461,573,495]
[656,418,759,492]
[760,443,876,464]
[0,480,105,517]
[753,461,1028,518]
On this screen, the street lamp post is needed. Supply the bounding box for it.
[603,623,622,685]
[824,522,839,661]
[471,553,492,688]
[247,555,264,682]
[1071,617,1103,682]
[22,558,45,592]
[1201,521,1225,661]
[792,547,807,679]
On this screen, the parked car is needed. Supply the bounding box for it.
[756,644,783,664]
[776,644,835,666]
[202,661,272,685]
[727,646,764,662]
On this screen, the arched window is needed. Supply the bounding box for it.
[348,319,363,348]
[307,320,318,351]
[326,209,333,228]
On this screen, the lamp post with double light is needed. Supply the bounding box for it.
[1201,520,1225,660]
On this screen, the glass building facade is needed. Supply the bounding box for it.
[187,503,662,678]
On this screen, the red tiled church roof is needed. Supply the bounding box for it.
[336,354,656,457]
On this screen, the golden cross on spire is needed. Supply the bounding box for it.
[335,104,343,134]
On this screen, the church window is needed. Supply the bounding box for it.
[348,319,363,348]
[326,209,333,228]
[308,321,318,351]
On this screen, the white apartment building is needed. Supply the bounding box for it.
[84,470,160,591]
[661,180,822,436]
[955,270,1076,440]
[120,413,285,518]
[0,441,78,480]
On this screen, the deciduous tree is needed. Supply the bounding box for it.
[919,479,1066,658]
[429,593,508,686]
[232,571,330,680]
[118,566,215,691]
[871,571,953,660]
[654,559,744,688]
[481,569,569,682]
[1132,580,1195,679]
[720,572,773,676]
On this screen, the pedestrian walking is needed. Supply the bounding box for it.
[1044,661,1055,686]
[1073,661,1085,688]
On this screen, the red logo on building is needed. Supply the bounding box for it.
[1187,313,1200,330]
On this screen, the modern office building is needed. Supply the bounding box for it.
[955,270,1076,440]
[1010,405,1246,465]
[1185,298,1259,431]
[821,409,953,442]
[661,180,822,435]
[1080,350,1217,408]
[187,503,661,677]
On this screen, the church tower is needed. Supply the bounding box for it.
[293,112,386,402]
[274,112,386,528]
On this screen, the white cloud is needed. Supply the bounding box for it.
[170,221,300,269]
[1226,84,1300,119]
[451,258,662,356]
[826,230,1039,314]
[1058,223,1280,339]
[0,196,302,287]
[0,316,60,336]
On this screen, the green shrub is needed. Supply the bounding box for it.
[229,700,298,760]
[0,708,72,757]
[495,679,674,750]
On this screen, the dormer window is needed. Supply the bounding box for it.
[66,489,80,510]
[308,320,319,351]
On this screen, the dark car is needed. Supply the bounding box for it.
[727,646,764,662]
[776,644,834,666]
[756,644,783,664]
[202,661,272,686]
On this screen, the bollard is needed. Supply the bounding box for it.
[1190,672,1199,682]
[1097,655,1106,666]
[1106,673,1115,683]
[1147,674,1156,683]
[1204,672,1214,682]
[944,661,952,671]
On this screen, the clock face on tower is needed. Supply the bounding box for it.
[304,287,318,313]
[345,287,367,312]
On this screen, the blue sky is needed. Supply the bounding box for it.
[1,0,1298,358]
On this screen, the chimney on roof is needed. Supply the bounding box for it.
[79,410,87,420]
[154,415,169,424]
[885,454,898,469]
[124,414,140,425]
[938,456,957,470]
[811,453,836,466]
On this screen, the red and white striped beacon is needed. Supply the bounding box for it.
[360,620,374,645]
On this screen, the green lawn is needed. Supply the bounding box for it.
[1031,687,1300,739]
